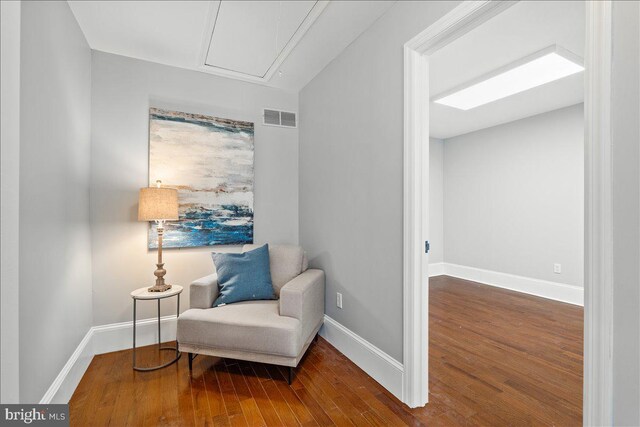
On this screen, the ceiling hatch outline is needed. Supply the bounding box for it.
[198,0,329,84]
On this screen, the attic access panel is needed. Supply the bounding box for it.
[204,1,322,79]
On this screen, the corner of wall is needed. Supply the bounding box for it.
[0,0,22,404]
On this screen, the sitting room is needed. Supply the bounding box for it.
[1,1,639,426]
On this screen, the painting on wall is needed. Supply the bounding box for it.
[148,108,254,248]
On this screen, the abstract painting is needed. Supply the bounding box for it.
[148,108,254,248]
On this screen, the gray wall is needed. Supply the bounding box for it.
[1,0,21,404]
[611,1,640,425]
[299,1,460,361]
[429,138,444,264]
[90,52,300,325]
[443,105,584,287]
[19,1,93,403]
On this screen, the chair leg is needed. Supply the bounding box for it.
[188,353,193,371]
[288,366,294,385]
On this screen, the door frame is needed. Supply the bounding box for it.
[402,1,614,425]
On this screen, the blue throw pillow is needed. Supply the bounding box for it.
[211,244,275,307]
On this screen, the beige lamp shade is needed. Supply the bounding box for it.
[138,186,179,221]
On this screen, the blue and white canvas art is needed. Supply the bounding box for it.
[148,108,254,248]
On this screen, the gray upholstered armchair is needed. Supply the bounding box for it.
[177,244,325,383]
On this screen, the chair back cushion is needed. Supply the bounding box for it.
[242,244,307,295]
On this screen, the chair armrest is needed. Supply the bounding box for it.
[279,269,325,340]
[190,274,219,309]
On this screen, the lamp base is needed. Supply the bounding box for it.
[147,284,172,292]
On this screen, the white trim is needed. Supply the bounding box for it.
[319,315,404,401]
[402,44,429,408]
[45,314,404,405]
[439,263,584,306]
[405,1,516,55]
[402,0,515,409]
[93,315,178,355]
[584,1,614,425]
[197,1,329,85]
[40,330,94,404]
[428,262,445,277]
[40,315,179,404]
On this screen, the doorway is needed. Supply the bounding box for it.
[402,1,613,425]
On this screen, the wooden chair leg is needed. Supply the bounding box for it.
[288,366,294,385]
[188,353,193,371]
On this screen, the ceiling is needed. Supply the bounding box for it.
[68,0,395,92]
[429,1,585,140]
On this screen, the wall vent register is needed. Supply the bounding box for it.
[263,109,297,128]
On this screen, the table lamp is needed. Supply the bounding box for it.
[138,180,179,292]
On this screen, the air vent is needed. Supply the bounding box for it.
[281,111,296,127]
[263,109,297,128]
[264,109,280,126]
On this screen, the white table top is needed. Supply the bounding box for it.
[130,285,183,300]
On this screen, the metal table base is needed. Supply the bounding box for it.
[132,292,181,371]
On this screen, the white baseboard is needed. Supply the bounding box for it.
[440,263,584,306]
[319,315,404,401]
[428,262,445,277]
[45,314,405,405]
[42,263,581,405]
[40,315,178,404]
[40,329,94,404]
[92,315,177,355]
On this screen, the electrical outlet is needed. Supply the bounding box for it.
[554,263,562,274]
[337,292,343,309]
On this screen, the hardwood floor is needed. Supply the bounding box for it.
[70,276,583,426]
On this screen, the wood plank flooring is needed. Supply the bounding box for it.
[70,275,583,426]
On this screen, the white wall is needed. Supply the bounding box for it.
[442,104,584,287]
[90,52,300,325]
[299,1,460,361]
[18,1,93,403]
[0,0,21,404]
[429,138,444,264]
[611,1,640,424]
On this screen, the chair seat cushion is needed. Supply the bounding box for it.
[177,300,301,357]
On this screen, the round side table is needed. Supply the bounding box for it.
[130,285,183,371]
